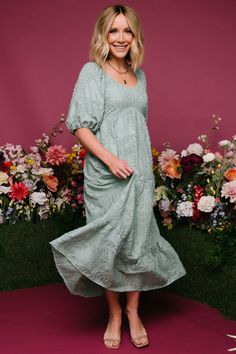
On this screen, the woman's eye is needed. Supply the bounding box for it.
[109,29,117,33]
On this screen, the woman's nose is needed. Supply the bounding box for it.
[117,31,125,42]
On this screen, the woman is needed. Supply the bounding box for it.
[49,3,186,350]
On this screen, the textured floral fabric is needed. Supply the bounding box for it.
[49,62,187,297]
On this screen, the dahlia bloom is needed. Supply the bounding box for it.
[158,149,179,170]
[9,182,29,201]
[46,145,67,165]
[221,180,236,203]
[197,196,215,213]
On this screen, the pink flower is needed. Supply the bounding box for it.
[9,182,29,201]
[221,180,236,203]
[214,151,223,160]
[76,194,84,204]
[46,145,67,165]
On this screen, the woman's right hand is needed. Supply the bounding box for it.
[106,155,134,179]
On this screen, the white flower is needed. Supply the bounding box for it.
[0,171,9,185]
[176,201,193,217]
[153,186,167,206]
[186,143,203,156]
[218,140,231,147]
[197,196,215,212]
[0,186,11,194]
[16,165,26,173]
[181,149,187,157]
[30,192,48,205]
[233,135,236,141]
[37,167,54,175]
[203,153,215,163]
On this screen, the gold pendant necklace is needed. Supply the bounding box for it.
[106,61,129,84]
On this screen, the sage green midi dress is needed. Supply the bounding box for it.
[49,62,186,297]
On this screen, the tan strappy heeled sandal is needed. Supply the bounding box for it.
[130,333,149,348]
[103,336,121,349]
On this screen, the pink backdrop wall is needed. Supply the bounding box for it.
[0,0,235,152]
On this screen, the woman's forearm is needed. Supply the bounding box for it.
[75,127,115,166]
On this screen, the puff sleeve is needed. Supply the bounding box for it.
[66,62,105,135]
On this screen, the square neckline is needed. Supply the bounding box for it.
[95,62,140,89]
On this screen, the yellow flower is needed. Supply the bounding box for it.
[152,147,159,157]
[25,159,35,165]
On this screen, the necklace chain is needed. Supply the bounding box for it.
[106,61,129,84]
[106,61,129,75]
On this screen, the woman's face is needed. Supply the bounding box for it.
[107,13,134,60]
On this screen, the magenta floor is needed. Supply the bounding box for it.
[0,284,236,354]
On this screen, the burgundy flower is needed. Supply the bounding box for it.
[180,154,203,173]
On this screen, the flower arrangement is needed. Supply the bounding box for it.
[153,114,236,236]
[0,115,86,224]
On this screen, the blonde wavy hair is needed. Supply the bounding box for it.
[89,4,144,71]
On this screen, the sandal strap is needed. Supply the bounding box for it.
[132,334,148,340]
[104,337,120,342]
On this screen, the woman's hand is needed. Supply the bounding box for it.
[106,155,134,179]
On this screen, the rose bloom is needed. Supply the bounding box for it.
[9,182,29,201]
[221,180,236,203]
[224,168,236,181]
[197,196,215,213]
[46,145,67,165]
[43,175,58,192]
[163,157,181,179]
[186,143,203,156]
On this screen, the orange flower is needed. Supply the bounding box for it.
[43,175,58,192]
[163,158,181,179]
[224,168,236,181]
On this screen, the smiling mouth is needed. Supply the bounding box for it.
[113,45,128,49]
